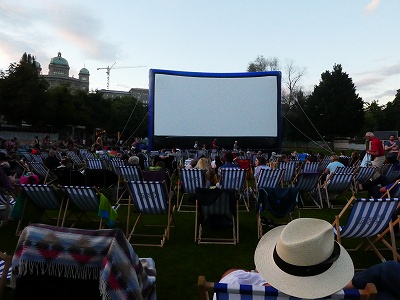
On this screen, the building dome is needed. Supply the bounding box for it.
[50,52,69,66]
[79,67,90,75]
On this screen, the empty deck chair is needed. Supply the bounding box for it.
[86,158,106,170]
[292,171,322,208]
[301,161,319,173]
[177,168,207,212]
[256,169,284,189]
[125,181,175,247]
[27,161,57,184]
[62,186,116,228]
[197,276,376,300]
[277,161,297,186]
[116,165,143,206]
[195,187,238,244]
[320,172,354,208]
[219,168,248,211]
[0,252,12,299]
[66,151,86,169]
[333,197,400,262]
[16,184,65,234]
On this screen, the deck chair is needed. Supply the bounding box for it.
[143,170,172,194]
[382,163,400,183]
[277,161,297,186]
[195,187,238,244]
[352,166,377,194]
[177,168,207,212]
[0,189,15,226]
[256,169,284,190]
[30,154,44,164]
[16,184,65,234]
[107,157,125,174]
[197,275,376,300]
[219,168,248,211]
[320,172,354,208]
[301,161,319,173]
[86,158,106,170]
[27,161,57,184]
[116,165,143,207]
[0,252,12,299]
[62,186,115,228]
[333,197,400,262]
[66,151,86,169]
[318,156,332,173]
[292,172,322,208]
[125,181,175,247]
[256,187,301,239]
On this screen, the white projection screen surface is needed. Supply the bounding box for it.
[148,69,282,150]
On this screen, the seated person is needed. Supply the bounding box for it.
[253,156,270,181]
[218,151,240,177]
[323,154,345,181]
[206,169,218,188]
[43,149,60,170]
[216,218,354,299]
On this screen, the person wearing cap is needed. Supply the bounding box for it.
[218,218,354,299]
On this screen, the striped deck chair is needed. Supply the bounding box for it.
[177,168,206,212]
[66,151,86,169]
[0,189,15,226]
[30,154,44,164]
[115,165,143,207]
[219,168,248,211]
[16,184,64,234]
[27,161,57,184]
[0,252,12,299]
[197,276,376,300]
[107,157,126,174]
[382,163,400,183]
[335,166,356,175]
[125,181,175,247]
[301,161,319,173]
[256,169,284,190]
[277,161,297,186]
[195,188,238,244]
[320,172,354,208]
[62,186,110,229]
[352,166,377,194]
[293,172,322,208]
[86,158,106,170]
[318,156,332,173]
[333,197,400,262]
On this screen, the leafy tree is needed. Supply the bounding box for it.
[304,64,364,139]
[0,53,48,125]
[382,89,400,132]
[247,55,280,72]
[362,100,385,133]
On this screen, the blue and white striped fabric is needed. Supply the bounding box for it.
[294,172,320,193]
[126,181,169,215]
[21,184,62,210]
[354,167,376,184]
[117,166,143,181]
[0,190,15,206]
[181,169,206,195]
[107,158,126,174]
[278,162,297,185]
[382,163,400,183]
[325,173,354,194]
[334,167,356,175]
[335,198,400,238]
[220,168,246,191]
[86,158,105,170]
[213,282,363,299]
[27,161,56,182]
[257,169,284,189]
[63,186,100,212]
[67,151,85,165]
[318,156,332,173]
[31,154,44,164]
[301,162,319,173]
[0,257,11,281]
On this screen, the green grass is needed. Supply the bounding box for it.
[0,189,395,299]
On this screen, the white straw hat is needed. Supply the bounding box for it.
[254,218,354,299]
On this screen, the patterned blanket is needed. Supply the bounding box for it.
[11,224,156,300]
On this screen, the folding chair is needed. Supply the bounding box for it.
[352,166,377,194]
[195,188,238,244]
[0,252,12,299]
[0,189,15,226]
[66,151,86,169]
[301,161,319,173]
[382,163,400,183]
[62,186,115,228]
[292,171,322,208]
[107,157,125,174]
[318,156,332,173]
[86,158,106,170]
[143,170,172,194]
[320,172,354,208]
[333,197,400,262]
[30,154,44,164]
[27,161,57,184]
[125,181,175,247]
[197,275,376,300]
[277,161,297,186]
[256,186,301,239]
[177,168,207,212]
[16,184,65,234]
[116,165,143,207]
[219,168,248,211]
[256,169,284,189]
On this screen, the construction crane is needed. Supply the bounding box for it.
[97,62,146,90]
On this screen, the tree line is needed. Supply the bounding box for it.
[0,53,148,141]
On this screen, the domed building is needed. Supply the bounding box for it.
[41,52,89,91]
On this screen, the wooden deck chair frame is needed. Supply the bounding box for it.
[333,196,400,262]
[197,275,376,300]
[194,188,238,245]
[115,165,143,208]
[320,172,354,208]
[27,161,57,184]
[61,185,104,229]
[125,180,175,247]
[219,168,248,211]
[0,252,12,299]
[177,168,207,212]
[16,184,65,235]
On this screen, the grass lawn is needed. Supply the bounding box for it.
[0,188,395,299]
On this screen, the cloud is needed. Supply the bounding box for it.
[365,0,380,12]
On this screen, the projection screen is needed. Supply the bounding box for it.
[148,69,281,151]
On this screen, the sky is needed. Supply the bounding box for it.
[1,0,399,105]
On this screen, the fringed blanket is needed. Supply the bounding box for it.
[11,224,156,300]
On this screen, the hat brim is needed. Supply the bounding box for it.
[254,226,354,299]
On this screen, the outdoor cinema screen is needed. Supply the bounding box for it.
[148,69,281,150]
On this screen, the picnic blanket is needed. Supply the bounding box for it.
[11,223,156,300]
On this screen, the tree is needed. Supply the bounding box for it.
[304,64,364,139]
[247,55,279,72]
[362,100,385,133]
[0,53,48,125]
[382,89,400,132]
[282,60,307,108]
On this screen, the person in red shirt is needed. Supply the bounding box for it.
[365,132,385,179]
